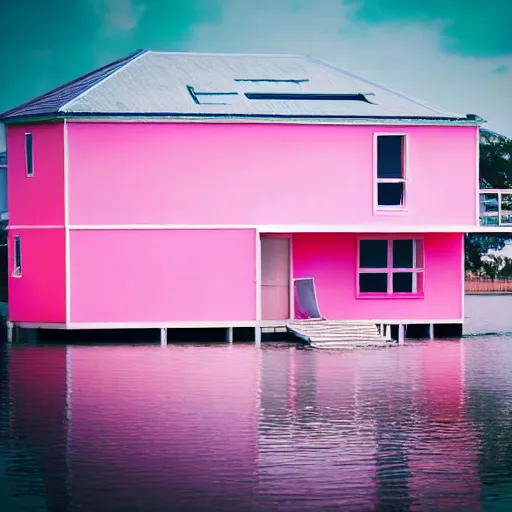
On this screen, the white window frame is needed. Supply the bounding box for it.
[25,133,34,177]
[357,236,424,298]
[374,133,408,213]
[13,235,22,277]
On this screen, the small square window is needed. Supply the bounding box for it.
[13,236,22,277]
[393,272,413,293]
[25,133,33,177]
[393,240,413,268]
[378,182,404,207]
[359,273,388,293]
[359,239,388,268]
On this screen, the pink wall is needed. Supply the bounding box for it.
[67,122,477,227]
[292,232,464,321]
[69,229,256,323]
[8,228,66,323]
[7,123,64,226]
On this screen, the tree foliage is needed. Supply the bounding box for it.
[479,133,512,189]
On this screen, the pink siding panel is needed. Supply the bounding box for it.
[67,122,477,227]
[8,229,66,323]
[70,229,256,323]
[7,123,64,226]
[292,232,463,321]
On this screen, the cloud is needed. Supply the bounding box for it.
[93,0,146,35]
[345,0,512,58]
[184,0,512,137]
[493,65,509,74]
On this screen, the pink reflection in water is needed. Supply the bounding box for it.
[7,341,484,511]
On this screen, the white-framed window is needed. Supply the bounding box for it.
[374,134,406,210]
[357,237,424,297]
[25,133,33,177]
[13,235,22,277]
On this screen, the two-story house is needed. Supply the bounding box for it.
[0,50,482,341]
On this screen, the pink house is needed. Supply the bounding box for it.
[0,50,483,341]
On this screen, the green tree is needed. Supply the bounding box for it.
[480,132,512,189]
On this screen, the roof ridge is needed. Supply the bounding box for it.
[60,50,149,112]
[0,49,147,119]
[146,50,305,58]
[306,56,459,117]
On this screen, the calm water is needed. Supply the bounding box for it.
[2,337,512,511]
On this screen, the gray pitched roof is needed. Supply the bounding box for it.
[1,50,482,123]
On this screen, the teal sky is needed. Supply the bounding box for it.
[1,0,511,149]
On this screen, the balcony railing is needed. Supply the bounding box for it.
[479,189,512,226]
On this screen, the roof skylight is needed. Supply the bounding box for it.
[187,86,238,105]
[244,92,374,103]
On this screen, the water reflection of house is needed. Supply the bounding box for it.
[5,343,490,510]
[257,344,482,510]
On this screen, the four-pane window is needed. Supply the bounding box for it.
[358,238,424,296]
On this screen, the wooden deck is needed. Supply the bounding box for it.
[287,319,393,349]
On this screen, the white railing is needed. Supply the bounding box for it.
[479,189,512,226]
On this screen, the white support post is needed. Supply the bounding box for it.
[226,327,233,343]
[160,328,168,347]
[429,323,434,340]
[255,326,262,346]
[6,321,13,344]
[385,325,391,341]
[398,324,405,345]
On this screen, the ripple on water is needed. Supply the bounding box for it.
[1,338,512,511]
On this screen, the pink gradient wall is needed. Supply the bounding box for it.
[69,229,256,323]
[8,228,66,322]
[7,123,64,226]
[67,122,477,227]
[292,232,464,321]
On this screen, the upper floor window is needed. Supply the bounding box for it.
[375,134,406,210]
[13,236,22,277]
[25,133,33,177]
[358,237,424,297]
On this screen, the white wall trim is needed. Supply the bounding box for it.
[7,225,65,230]
[62,224,478,233]
[14,318,462,330]
[15,320,258,330]
[255,228,262,322]
[64,120,71,326]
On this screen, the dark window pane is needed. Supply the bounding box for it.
[393,240,414,268]
[359,273,388,293]
[377,135,403,178]
[360,240,388,268]
[14,236,21,275]
[25,134,33,176]
[393,272,413,292]
[378,182,403,207]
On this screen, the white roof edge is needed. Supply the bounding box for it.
[306,56,463,118]
[64,116,481,126]
[146,50,306,58]
[59,50,150,113]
